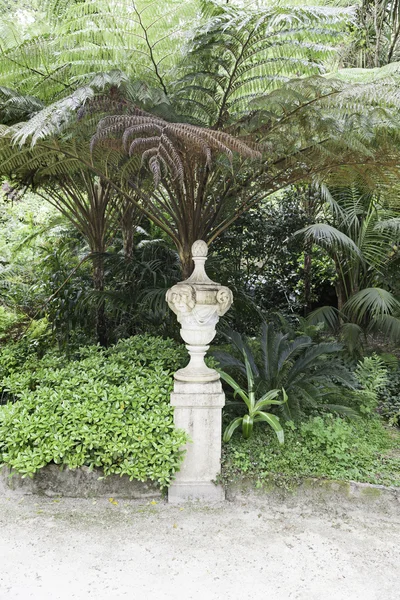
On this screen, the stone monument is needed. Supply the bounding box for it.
[166,240,233,502]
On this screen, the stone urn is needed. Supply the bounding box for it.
[166,240,233,502]
[166,240,233,383]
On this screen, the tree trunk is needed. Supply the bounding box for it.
[93,253,108,347]
[336,281,346,313]
[303,239,313,316]
[180,246,194,280]
[122,226,134,261]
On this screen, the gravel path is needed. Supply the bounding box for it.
[0,494,399,600]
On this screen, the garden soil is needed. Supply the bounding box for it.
[0,494,399,600]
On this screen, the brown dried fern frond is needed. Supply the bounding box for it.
[92,113,261,187]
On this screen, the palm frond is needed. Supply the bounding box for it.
[344,287,400,322]
[306,305,341,330]
[370,314,400,343]
[295,223,363,257]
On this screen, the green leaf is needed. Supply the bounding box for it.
[254,411,284,444]
[243,353,255,396]
[241,415,253,440]
[223,417,243,443]
[296,224,363,258]
[254,388,284,411]
[218,369,250,408]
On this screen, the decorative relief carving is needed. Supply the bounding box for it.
[166,284,196,316]
[216,288,233,316]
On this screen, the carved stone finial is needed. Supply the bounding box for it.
[191,240,208,257]
[186,239,216,285]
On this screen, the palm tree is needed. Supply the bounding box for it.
[298,185,400,346]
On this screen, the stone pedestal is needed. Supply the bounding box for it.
[168,380,225,503]
[166,240,232,503]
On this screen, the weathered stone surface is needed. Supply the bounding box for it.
[166,240,232,502]
[0,465,162,499]
[225,475,400,516]
[1,463,399,515]
[169,380,225,503]
[166,240,232,383]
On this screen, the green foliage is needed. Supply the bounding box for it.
[2,2,400,286]
[0,190,181,347]
[214,323,355,421]
[176,2,352,126]
[222,415,400,487]
[356,353,388,388]
[218,345,286,442]
[0,335,188,485]
[354,354,388,415]
[302,186,400,348]
[0,306,21,337]
[377,368,400,426]
[212,189,337,329]
[0,0,197,102]
[343,0,400,68]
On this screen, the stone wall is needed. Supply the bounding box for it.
[0,465,162,499]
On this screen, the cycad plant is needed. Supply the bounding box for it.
[214,324,355,422]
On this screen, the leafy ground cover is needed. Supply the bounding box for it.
[221,416,400,489]
[0,325,399,491]
[0,335,188,486]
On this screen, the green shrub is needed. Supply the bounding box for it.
[354,354,388,416]
[378,369,400,427]
[0,306,22,336]
[0,335,188,485]
[222,415,400,487]
[0,317,55,393]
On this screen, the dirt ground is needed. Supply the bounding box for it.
[0,494,399,600]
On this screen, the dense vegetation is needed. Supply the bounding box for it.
[0,0,399,488]
[0,335,187,484]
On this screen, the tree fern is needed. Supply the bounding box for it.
[174,2,354,127]
[0,0,197,102]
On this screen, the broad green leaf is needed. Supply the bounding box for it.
[218,370,250,408]
[241,414,253,440]
[243,353,255,395]
[254,411,284,444]
[223,417,243,443]
[254,388,284,411]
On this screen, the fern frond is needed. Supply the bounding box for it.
[92,113,261,187]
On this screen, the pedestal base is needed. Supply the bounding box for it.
[168,379,225,503]
[168,481,225,503]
